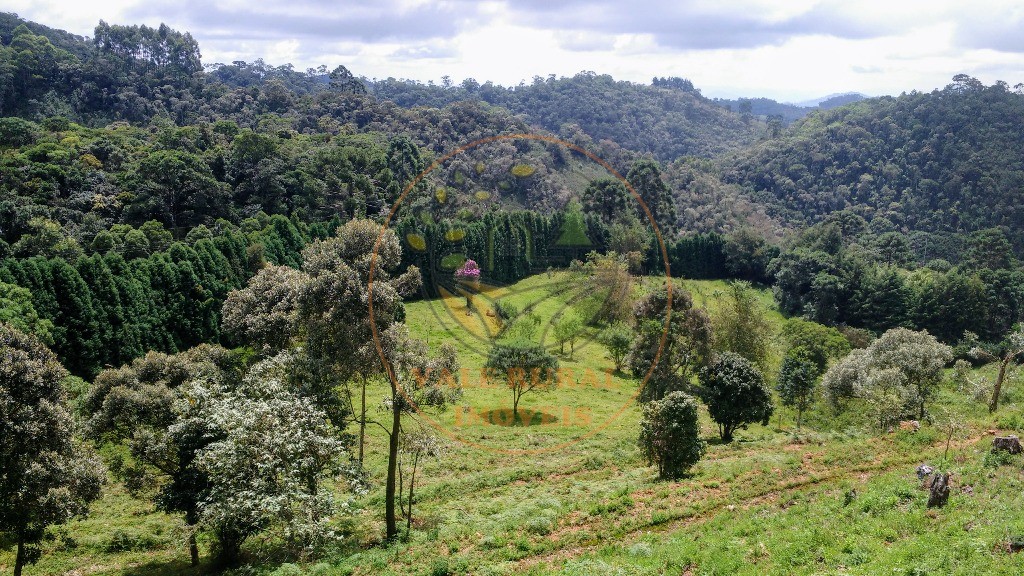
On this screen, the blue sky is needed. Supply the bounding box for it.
[9,0,1024,101]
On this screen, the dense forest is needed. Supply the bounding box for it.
[3,11,1024,374]
[4,9,1024,576]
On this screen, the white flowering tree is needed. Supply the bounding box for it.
[823,328,952,429]
[222,264,309,355]
[190,353,350,565]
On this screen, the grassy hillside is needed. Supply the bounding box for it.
[6,274,1023,576]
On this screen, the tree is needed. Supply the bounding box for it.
[865,328,952,420]
[776,348,817,429]
[600,323,633,372]
[378,324,460,541]
[606,213,652,274]
[697,352,774,442]
[966,228,1014,271]
[0,324,104,576]
[780,318,850,375]
[454,259,481,311]
[190,353,349,565]
[484,341,559,420]
[712,281,774,370]
[821,328,952,425]
[627,159,677,236]
[83,345,240,566]
[723,228,776,284]
[398,429,447,535]
[0,281,54,345]
[329,64,366,94]
[298,219,422,461]
[582,178,630,225]
[967,326,1024,413]
[576,251,633,324]
[222,264,309,354]
[628,286,713,402]
[848,265,911,332]
[638,391,706,479]
[552,310,583,357]
[132,150,228,233]
[11,218,83,260]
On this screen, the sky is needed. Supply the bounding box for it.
[7,0,1024,102]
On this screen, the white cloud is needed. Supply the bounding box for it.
[7,0,1024,100]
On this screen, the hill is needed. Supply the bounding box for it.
[794,92,867,108]
[369,74,764,162]
[715,78,1024,247]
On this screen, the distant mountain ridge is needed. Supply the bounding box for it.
[794,92,868,108]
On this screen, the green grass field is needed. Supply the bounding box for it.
[4,274,1024,576]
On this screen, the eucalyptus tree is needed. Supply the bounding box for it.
[377,324,460,540]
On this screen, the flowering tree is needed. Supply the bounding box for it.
[454,259,481,311]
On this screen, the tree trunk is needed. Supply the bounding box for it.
[189,533,199,566]
[406,455,419,534]
[385,392,401,541]
[990,360,1009,413]
[359,376,367,464]
[927,472,950,508]
[513,392,520,423]
[797,406,803,430]
[14,539,24,576]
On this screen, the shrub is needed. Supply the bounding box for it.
[638,391,706,479]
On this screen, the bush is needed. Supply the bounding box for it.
[698,352,774,442]
[429,558,451,576]
[103,529,164,552]
[983,449,1018,468]
[638,391,706,479]
[270,564,304,576]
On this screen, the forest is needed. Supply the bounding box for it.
[3,10,1024,576]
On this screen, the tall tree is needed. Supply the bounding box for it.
[582,178,630,225]
[627,159,677,237]
[0,324,104,576]
[131,150,228,233]
[712,281,774,370]
[378,325,460,540]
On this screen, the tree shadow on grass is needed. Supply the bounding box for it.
[113,558,202,576]
[479,408,560,427]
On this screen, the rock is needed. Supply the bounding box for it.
[992,435,1022,455]
[899,420,921,432]
[915,464,934,480]
[927,472,950,508]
